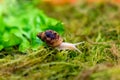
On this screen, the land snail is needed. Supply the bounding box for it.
[37,30,84,53]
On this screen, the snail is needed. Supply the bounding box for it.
[37,30,84,53]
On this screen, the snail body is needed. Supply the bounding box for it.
[37,30,84,53]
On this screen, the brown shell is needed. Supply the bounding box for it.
[37,30,63,47]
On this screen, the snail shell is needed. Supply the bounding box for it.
[37,30,63,47]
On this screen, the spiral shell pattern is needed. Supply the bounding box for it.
[37,30,63,47]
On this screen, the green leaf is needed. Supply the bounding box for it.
[0,45,4,50]
[0,0,64,52]
[19,40,30,52]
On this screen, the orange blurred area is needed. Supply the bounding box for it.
[114,0,120,2]
[111,0,120,4]
[43,0,120,6]
[43,0,77,5]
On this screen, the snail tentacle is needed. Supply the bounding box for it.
[74,41,85,46]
